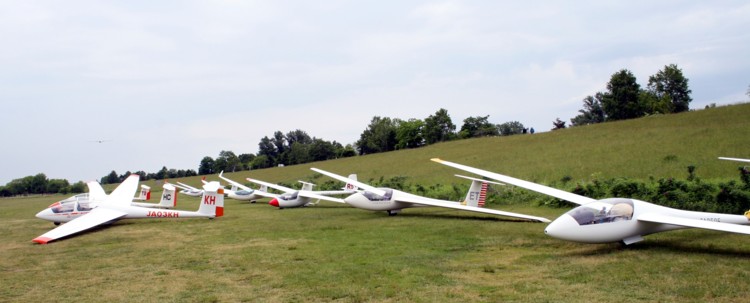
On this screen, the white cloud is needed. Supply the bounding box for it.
[1,1,749,184]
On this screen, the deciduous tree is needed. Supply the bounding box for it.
[601,69,643,121]
[647,64,692,113]
[423,108,455,144]
[570,94,606,126]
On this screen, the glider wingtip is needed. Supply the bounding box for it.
[430,158,443,162]
[32,237,52,244]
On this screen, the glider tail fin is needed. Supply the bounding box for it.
[745,210,750,220]
[136,185,151,201]
[345,174,358,191]
[299,181,315,191]
[159,184,178,208]
[198,182,225,217]
[462,180,488,207]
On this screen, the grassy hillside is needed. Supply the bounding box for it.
[206,103,750,190]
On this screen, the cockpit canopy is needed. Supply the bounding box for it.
[279,192,299,201]
[49,193,94,213]
[362,189,394,201]
[566,198,634,226]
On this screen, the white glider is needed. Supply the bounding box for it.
[311,167,550,222]
[174,181,204,197]
[33,175,224,244]
[45,181,177,221]
[245,177,355,209]
[218,171,270,202]
[432,158,750,244]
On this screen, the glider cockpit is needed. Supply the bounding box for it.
[49,194,94,214]
[566,198,634,226]
[361,189,394,201]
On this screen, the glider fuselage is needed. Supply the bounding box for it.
[545,198,750,244]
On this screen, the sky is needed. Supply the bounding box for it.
[1,1,749,185]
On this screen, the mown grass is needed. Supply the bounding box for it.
[3,103,750,302]
[4,194,750,302]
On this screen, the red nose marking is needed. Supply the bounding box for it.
[269,199,279,207]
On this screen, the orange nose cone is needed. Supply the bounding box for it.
[269,199,279,207]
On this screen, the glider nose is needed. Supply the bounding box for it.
[269,198,279,207]
[544,214,579,241]
[35,208,53,221]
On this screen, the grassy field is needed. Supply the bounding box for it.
[3,103,750,302]
[3,194,750,302]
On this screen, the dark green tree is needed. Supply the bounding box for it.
[103,171,119,184]
[497,121,525,136]
[285,130,312,146]
[601,69,643,121]
[251,155,272,169]
[459,115,499,138]
[215,150,240,172]
[69,181,86,193]
[356,116,398,155]
[423,108,456,144]
[287,142,312,165]
[647,64,692,113]
[238,153,256,170]
[29,173,48,194]
[272,131,287,165]
[338,144,357,158]
[552,118,566,130]
[0,186,11,197]
[395,118,425,149]
[570,93,606,126]
[46,179,70,194]
[258,136,278,165]
[309,138,337,161]
[155,166,169,180]
[199,156,215,175]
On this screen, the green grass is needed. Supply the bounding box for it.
[4,195,750,302]
[4,103,750,302]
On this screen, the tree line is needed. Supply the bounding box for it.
[355,108,531,155]
[552,64,693,129]
[0,173,86,197]
[99,167,200,185]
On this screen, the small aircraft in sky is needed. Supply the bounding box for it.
[432,158,750,244]
[310,167,550,222]
[245,176,357,209]
[217,171,270,202]
[33,175,224,244]
[719,157,750,163]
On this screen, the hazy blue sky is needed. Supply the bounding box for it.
[1,1,748,184]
